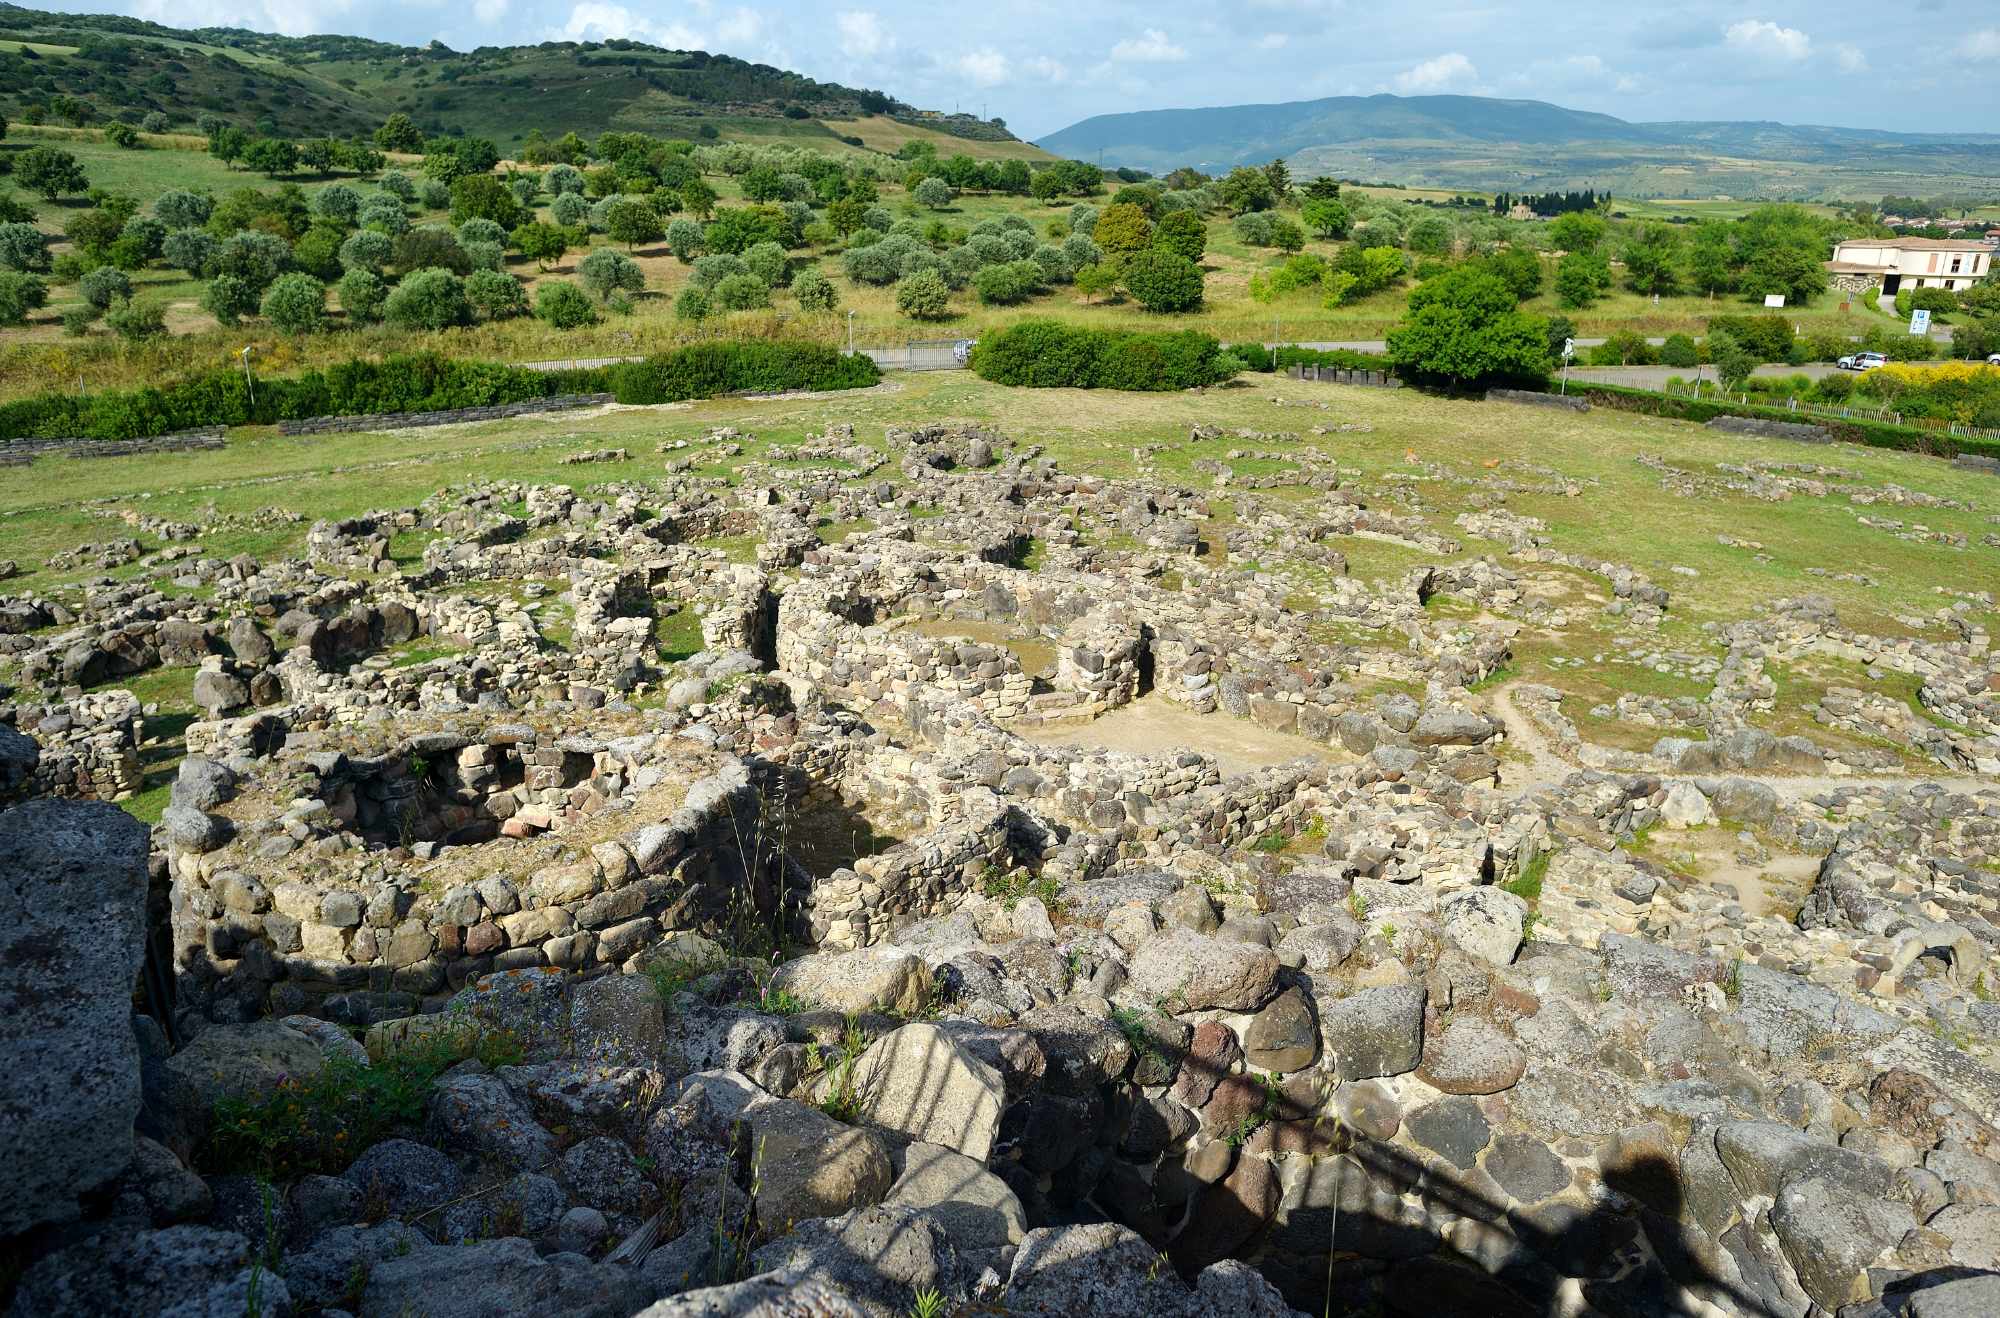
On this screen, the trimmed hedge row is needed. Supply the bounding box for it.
[608,341,878,404]
[970,320,1228,391]
[1577,383,2000,463]
[0,343,881,443]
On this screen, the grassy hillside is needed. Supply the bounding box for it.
[1037,91,2000,202]
[0,4,1041,159]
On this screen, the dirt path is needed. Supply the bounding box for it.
[1484,682,1992,800]
[1017,694,1348,777]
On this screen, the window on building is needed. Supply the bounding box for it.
[1951,257,1963,273]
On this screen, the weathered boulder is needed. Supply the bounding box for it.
[162,1021,328,1153]
[342,1138,464,1218]
[357,1236,646,1318]
[0,799,150,1236]
[1438,887,1526,966]
[1004,1222,1198,1318]
[745,1204,964,1318]
[1415,1017,1527,1095]
[10,1225,273,1317]
[677,1071,893,1230]
[1123,928,1281,1012]
[884,1142,1027,1248]
[769,947,933,1015]
[844,1023,1005,1161]
[1768,1176,1912,1310]
[1319,983,1426,1080]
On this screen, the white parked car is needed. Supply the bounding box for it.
[1837,351,1888,371]
[1987,353,2000,366]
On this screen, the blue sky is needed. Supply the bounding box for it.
[39,0,2000,140]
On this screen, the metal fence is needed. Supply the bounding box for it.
[854,338,975,372]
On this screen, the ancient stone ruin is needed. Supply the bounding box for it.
[4,413,2000,1317]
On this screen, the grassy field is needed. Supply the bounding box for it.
[4,371,1994,807]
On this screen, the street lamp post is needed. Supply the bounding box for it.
[239,346,256,409]
[847,310,856,355]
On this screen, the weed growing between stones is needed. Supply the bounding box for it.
[199,1021,522,1181]
[979,861,1061,913]
[807,1021,870,1123]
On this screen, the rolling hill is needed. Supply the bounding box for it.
[0,4,1044,160]
[1036,93,2000,200]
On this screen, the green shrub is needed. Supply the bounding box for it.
[609,341,879,404]
[336,269,387,324]
[105,297,166,340]
[0,221,51,273]
[535,280,597,328]
[383,267,469,330]
[743,240,789,289]
[61,304,97,336]
[260,272,327,334]
[79,265,132,310]
[464,269,527,321]
[1122,248,1204,312]
[578,248,645,300]
[201,275,260,326]
[674,286,711,321]
[1659,333,1699,368]
[791,265,837,312]
[0,271,49,326]
[974,259,1042,306]
[1706,314,1793,363]
[971,319,1227,391]
[713,273,771,311]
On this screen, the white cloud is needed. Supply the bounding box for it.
[1394,52,1477,93]
[1110,28,1187,63]
[1723,19,1811,62]
[471,0,507,20]
[127,0,353,38]
[552,2,699,47]
[1560,54,1607,78]
[835,10,885,58]
[1024,55,1070,83]
[714,7,762,46]
[1957,29,2000,59]
[957,48,1010,86]
[1256,33,1290,51]
[1834,43,1867,73]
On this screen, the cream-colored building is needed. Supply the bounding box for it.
[1825,237,1992,296]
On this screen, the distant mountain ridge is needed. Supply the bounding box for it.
[1034,93,2000,196]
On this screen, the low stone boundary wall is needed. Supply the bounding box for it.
[0,428,226,465]
[1486,389,1589,412]
[277,393,615,437]
[1706,415,1833,444]
[1955,453,2000,475]
[1287,365,1400,388]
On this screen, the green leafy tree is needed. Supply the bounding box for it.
[299,138,339,176]
[1301,197,1350,239]
[1622,222,1682,295]
[578,248,645,299]
[374,113,425,154]
[243,138,298,178]
[511,222,568,272]
[680,179,718,222]
[1093,203,1154,261]
[261,272,327,333]
[16,147,88,201]
[1547,211,1605,253]
[1659,333,1699,368]
[1687,224,1735,297]
[896,268,951,320]
[0,222,51,273]
[207,125,248,170]
[1262,157,1292,199]
[703,206,787,255]
[80,264,131,310]
[1741,243,1822,307]
[448,174,523,231]
[1074,261,1119,304]
[791,265,838,312]
[337,268,387,323]
[1217,166,1277,215]
[713,272,771,310]
[974,259,1043,306]
[383,267,469,329]
[338,229,393,273]
[154,189,213,230]
[604,199,664,251]
[1554,249,1611,309]
[1709,331,1755,391]
[464,268,527,320]
[163,228,216,275]
[1122,248,1204,312]
[1483,247,1542,301]
[0,272,48,326]
[1386,265,1551,386]
[743,240,789,289]
[213,230,291,290]
[201,275,260,325]
[393,227,469,277]
[1152,209,1207,263]
[914,177,953,210]
[534,279,597,328]
[105,297,165,340]
[1407,217,1452,257]
[674,286,711,321]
